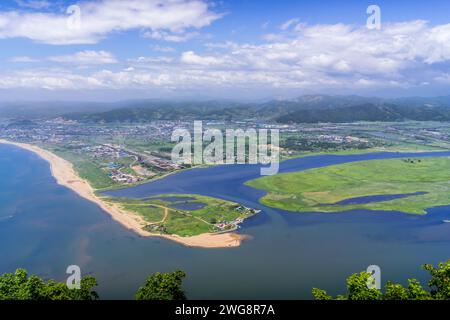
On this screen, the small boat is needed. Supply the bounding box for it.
[443,220,450,223]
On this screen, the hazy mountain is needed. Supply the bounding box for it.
[62,95,387,123]
[275,103,450,123]
[0,101,125,119]
[4,95,450,123]
[64,100,257,122]
[390,96,450,108]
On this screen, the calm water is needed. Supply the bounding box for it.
[1,143,450,299]
[333,192,428,205]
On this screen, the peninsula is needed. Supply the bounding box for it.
[0,139,254,248]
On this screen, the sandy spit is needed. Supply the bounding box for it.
[0,140,245,248]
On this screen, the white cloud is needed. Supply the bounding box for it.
[0,68,103,90]
[3,20,450,95]
[129,56,174,65]
[48,51,118,65]
[150,45,176,53]
[10,56,39,63]
[0,0,221,45]
[181,51,228,66]
[143,30,200,42]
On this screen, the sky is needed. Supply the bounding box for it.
[1,0,450,101]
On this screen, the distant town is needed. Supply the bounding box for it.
[1,117,449,189]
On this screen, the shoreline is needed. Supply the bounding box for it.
[0,139,245,248]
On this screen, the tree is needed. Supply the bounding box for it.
[384,279,430,300]
[0,269,98,300]
[405,279,431,300]
[383,282,409,300]
[312,272,381,301]
[312,260,450,300]
[135,270,186,300]
[347,272,382,300]
[311,288,332,300]
[424,260,450,299]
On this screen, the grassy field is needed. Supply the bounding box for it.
[246,157,450,215]
[103,194,258,237]
[47,146,114,190]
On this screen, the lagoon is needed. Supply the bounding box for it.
[332,192,428,206]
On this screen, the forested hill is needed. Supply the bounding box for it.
[275,103,450,123]
[64,103,257,122]
[61,95,450,124]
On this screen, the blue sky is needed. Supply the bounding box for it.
[1,0,450,101]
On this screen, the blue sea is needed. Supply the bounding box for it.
[1,143,450,299]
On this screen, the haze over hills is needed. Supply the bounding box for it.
[0,101,121,118]
[2,95,450,123]
[62,95,450,124]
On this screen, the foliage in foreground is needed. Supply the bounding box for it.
[135,270,187,300]
[0,269,187,300]
[313,260,450,300]
[0,269,98,300]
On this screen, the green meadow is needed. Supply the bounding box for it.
[103,194,258,237]
[246,157,450,215]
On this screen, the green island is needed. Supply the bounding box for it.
[246,157,450,215]
[103,194,259,237]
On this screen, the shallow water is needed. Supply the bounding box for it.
[147,196,197,202]
[333,192,428,205]
[2,144,450,299]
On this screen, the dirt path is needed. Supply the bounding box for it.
[146,203,212,226]
[161,207,169,223]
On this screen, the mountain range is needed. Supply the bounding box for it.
[3,95,450,123]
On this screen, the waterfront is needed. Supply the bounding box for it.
[2,143,450,299]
